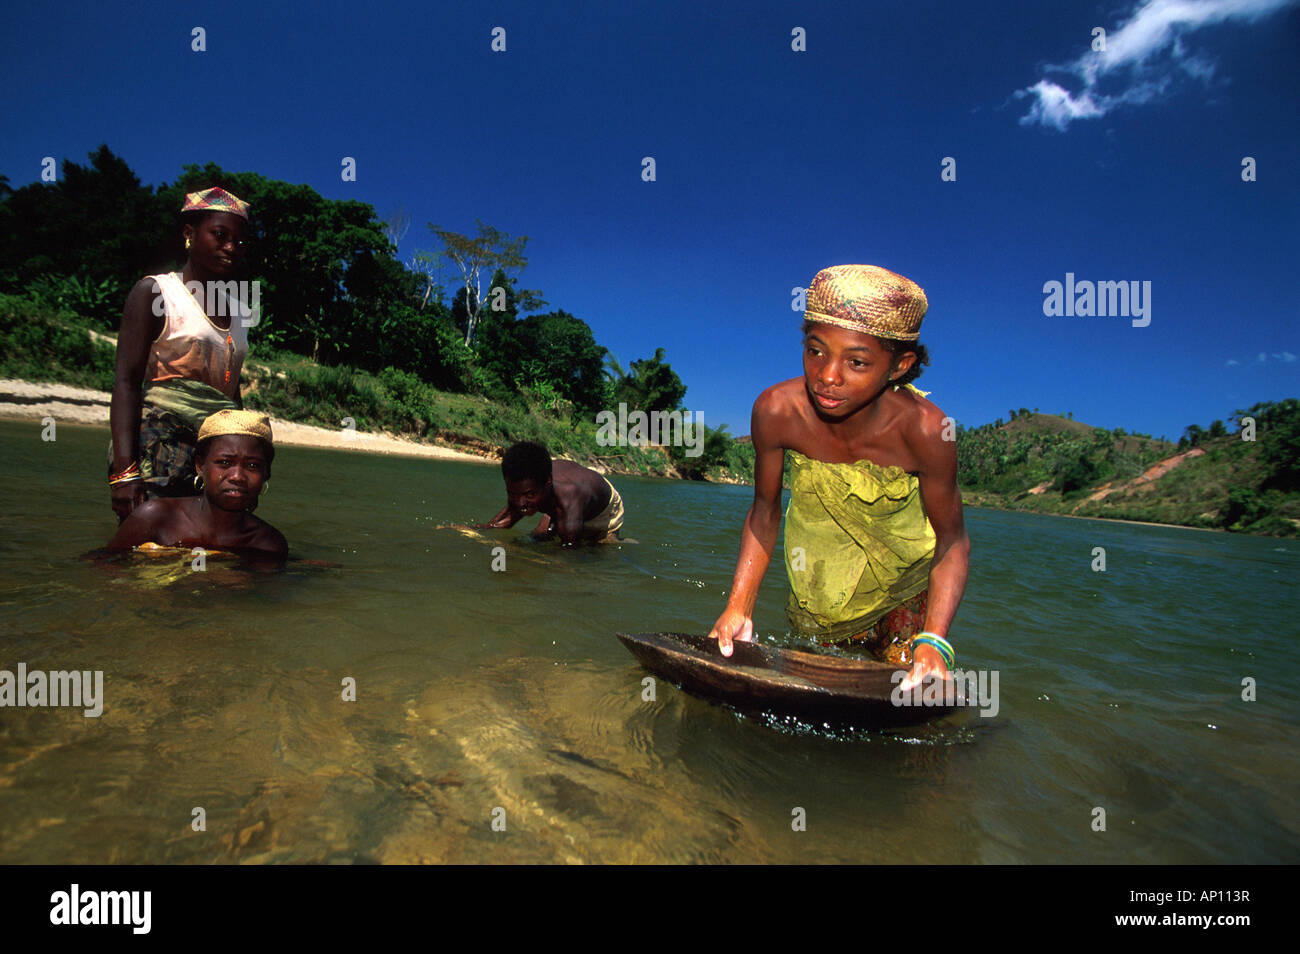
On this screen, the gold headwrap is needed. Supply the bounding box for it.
[198,409,274,445]
[803,264,928,342]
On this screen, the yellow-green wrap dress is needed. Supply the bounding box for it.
[783,416,936,642]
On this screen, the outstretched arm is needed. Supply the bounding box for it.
[903,407,971,688]
[531,513,556,540]
[553,505,585,547]
[708,391,786,656]
[479,504,518,529]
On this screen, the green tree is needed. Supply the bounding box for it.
[611,348,688,412]
[422,220,544,346]
[456,266,527,346]
[1054,454,1099,494]
[0,144,164,315]
[480,309,607,411]
[1225,486,1263,529]
[601,353,628,405]
[673,422,736,475]
[1254,398,1300,490]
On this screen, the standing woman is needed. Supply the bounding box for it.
[108,187,253,521]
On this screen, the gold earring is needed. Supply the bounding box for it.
[260,482,269,496]
[193,473,204,491]
[185,237,192,249]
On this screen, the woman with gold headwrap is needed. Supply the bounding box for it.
[108,187,253,522]
[107,409,286,558]
[708,264,970,692]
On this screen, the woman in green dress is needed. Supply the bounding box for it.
[708,264,970,691]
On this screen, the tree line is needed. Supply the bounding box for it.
[0,144,701,430]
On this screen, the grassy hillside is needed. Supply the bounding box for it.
[958,410,1300,536]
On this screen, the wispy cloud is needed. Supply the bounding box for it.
[1227,351,1295,366]
[1015,0,1297,130]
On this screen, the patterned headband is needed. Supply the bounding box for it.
[182,187,250,221]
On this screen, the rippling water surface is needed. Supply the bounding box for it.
[1,420,1296,863]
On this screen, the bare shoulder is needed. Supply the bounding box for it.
[108,497,179,549]
[898,389,956,473]
[754,377,803,416]
[754,379,800,434]
[249,519,288,558]
[551,458,589,480]
[752,378,806,444]
[124,275,163,311]
[903,389,950,438]
[119,276,165,337]
[131,497,183,526]
[551,458,601,495]
[130,275,161,295]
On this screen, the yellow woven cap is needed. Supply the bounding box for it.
[198,409,273,445]
[804,264,928,342]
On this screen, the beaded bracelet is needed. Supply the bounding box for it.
[910,632,955,668]
[109,462,142,486]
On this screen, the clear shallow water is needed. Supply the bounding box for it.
[0,419,1296,863]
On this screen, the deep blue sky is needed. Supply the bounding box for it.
[4,0,1297,439]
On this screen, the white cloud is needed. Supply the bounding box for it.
[1225,359,1240,365]
[1015,80,1104,128]
[1015,0,1297,130]
[1272,351,1297,361]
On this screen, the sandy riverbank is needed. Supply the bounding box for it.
[0,378,496,464]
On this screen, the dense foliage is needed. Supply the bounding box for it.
[0,146,751,477]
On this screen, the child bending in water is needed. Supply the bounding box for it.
[708,265,969,691]
[480,441,624,546]
[107,409,287,559]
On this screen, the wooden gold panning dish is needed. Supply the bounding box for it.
[617,632,955,728]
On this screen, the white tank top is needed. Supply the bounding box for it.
[144,272,248,399]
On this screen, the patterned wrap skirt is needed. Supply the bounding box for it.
[819,590,930,665]
[106,405,202,498]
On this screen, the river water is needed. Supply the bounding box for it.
[0,419,1295,863]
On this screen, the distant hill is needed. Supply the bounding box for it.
[956,405,1300,536]
[999,411,1094,439]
